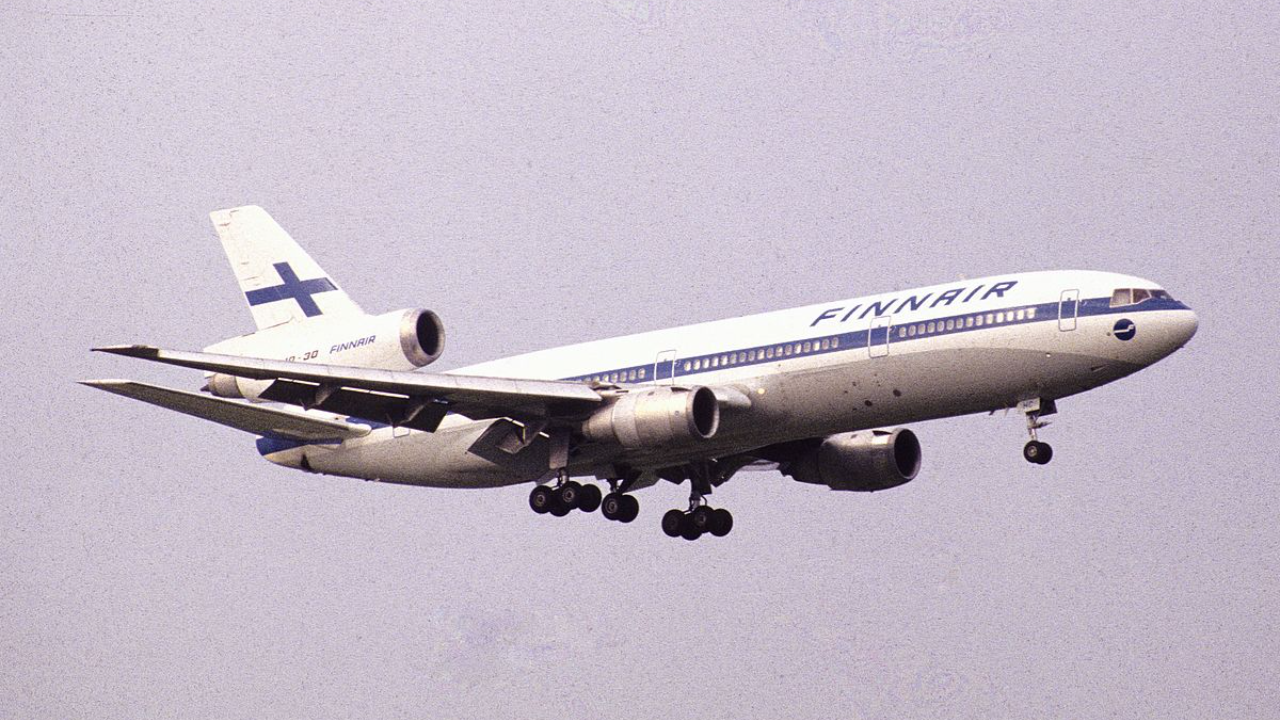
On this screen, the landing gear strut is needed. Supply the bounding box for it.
[1018,398,1056,465]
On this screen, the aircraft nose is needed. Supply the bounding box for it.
[1172,307,1199,349]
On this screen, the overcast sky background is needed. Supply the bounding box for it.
[3,1,1278,718]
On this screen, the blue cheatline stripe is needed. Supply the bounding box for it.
[560,297,1191,384]
[244,262,338,318]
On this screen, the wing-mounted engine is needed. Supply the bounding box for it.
[582,386,720,448]
[782,428,922,492]
[205,308,445,400]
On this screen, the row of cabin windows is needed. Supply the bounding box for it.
[681,336,841,373]
[898,306,1036,339]
[578,306,1039,383]
[583,366,647,384]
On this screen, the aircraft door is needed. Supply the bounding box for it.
[869,316,892,358]
[1058,290,1080,331]
[653,349,678,385]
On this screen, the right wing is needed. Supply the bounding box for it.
[81,380,370,442]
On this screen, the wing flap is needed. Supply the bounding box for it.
[81,380,370,441]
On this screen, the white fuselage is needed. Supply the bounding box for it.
[259,269,1198,487]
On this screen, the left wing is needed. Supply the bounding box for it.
[81,380,371,441]
[93,345,607,429]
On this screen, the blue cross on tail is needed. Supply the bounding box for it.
[244,262,338,318]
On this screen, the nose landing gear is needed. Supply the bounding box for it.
[1018,398,1056,465]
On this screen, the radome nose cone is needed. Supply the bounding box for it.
[1178,309,1199,347]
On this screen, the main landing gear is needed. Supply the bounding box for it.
[528,474,636,523]
[1019,398,1056,465]
[661,504,733,541]
[659,461,735,541]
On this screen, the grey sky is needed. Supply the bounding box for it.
[3,1,1278,717]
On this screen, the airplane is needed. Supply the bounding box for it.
[84,206,1199,540]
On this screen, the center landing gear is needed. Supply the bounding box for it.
[1018,398,1056,465]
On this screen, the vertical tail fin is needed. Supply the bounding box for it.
[211,206,365,330]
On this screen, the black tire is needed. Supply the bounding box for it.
[558,481,582,509]
[1024,440,1047,464]
[601,493,623,521]
[680,514,702,541]
[577,484,602,513]
[661,509,684,538]
[1036,442,1053,464]
[549,498,571,517]
[710,508,734,537]
[691,506,715,533]
[529,485,554,514]
[619,494,640,523]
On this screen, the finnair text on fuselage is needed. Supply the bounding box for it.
[810,280,1018,327]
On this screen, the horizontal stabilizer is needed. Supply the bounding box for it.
[81,380,371,442]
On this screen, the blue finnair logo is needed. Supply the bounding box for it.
[244,262,337,318]
[1113,318,1136,341]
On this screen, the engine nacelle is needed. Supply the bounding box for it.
[582,386,720,448]
[205,308,445,399]
[785,428,922,492]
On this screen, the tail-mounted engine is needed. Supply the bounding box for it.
[784,428,922,492]
[583,386,720,448]
[205,308,445,399]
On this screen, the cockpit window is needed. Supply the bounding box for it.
[1110,287,1173,307]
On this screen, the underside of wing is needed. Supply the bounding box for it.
[81,380,370,441]
[92,345,606,428]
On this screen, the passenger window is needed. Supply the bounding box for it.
[682,362,690,372]
[1110,288,1132,307]
[784,345,793,356]
[996,312,1004,323]
[794,343,802,354]
[965,317,974,328]
[927,322,935,333]
[985,313,994,324]
[832,337,840,348]
[748,350,757,361]
[802,341,812,353]
[945,319,954,331]
[639,367,646,379]
[975,315,983,327]
[628,369,637,381]
[1016,309,1025,321]
[908,325,916,337]
[1027,307,1036,319]
[821,339,830,350]
[721,354,729,365]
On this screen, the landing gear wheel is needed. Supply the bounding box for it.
[679,514,702,541]
[710,508,734,537]
[601,493,624,521]
[549,499,572,517]
[618,494,640,523]
[661,509,684,538]
[529,485,554,514]
[690,506,716,534]
[557,481,582,509]
[577,484,602,513]
[1023,440,1053,465]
